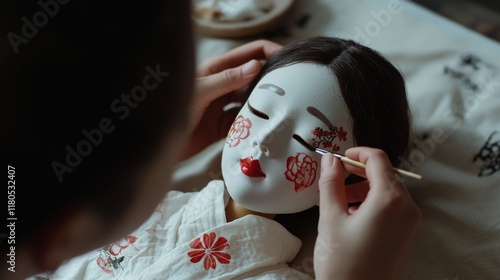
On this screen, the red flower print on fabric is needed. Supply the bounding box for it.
[188,232,231,270]
[96,252,124,276]
[285,153,318,192]
[96,256,115,276]
[145,207,164,235]
[226,115,252,148]
[311,126,347,152]
[109,236,138,256]
[96,235,139,275]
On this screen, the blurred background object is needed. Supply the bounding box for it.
[413,0,500,42]
[192,0,294,38]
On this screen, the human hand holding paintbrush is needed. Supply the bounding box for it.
[314,147,422,280]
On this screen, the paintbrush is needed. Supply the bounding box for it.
[292,134,422,180]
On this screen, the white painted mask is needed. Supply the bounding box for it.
[221,63,355,214]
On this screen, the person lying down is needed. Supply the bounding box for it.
[41,36,411,279]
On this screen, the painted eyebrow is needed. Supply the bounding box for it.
[248,102,270,120]
[307,106,335,130]
[257,83,285,96]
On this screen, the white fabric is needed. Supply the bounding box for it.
[40,181,312,280]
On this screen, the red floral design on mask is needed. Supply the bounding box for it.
[284,153,318,192]
[311,126,347,152]
[338,127,347,141]
[188,232,231,270]
[226,115,252,148]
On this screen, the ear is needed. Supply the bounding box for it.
[30,209,102,272]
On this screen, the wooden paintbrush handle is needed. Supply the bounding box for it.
[335,154,422,180]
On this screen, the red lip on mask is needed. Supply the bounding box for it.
[240,157,266,178]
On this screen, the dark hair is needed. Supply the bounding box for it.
[1,1,194,247]
[246,36,411,165]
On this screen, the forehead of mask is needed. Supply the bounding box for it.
[221,62,354,214]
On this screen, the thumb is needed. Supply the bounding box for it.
[318,154,349,217]
[195,59,261,102]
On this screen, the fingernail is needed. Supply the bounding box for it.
[242,60,259,77]
[321,153,334,170]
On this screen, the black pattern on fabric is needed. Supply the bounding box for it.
[473,131,500,177]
